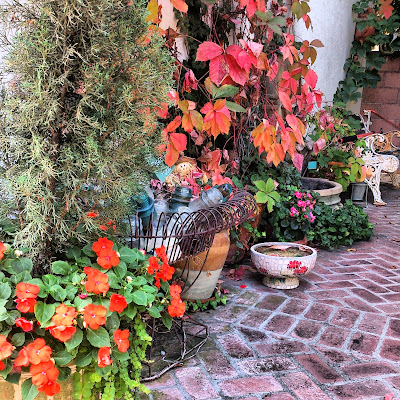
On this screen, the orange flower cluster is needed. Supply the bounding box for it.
[97,346,112,367]
[0,335,13,371]
[48,304,78,342]
[14,339,60,396]
[83,303,107,329]
[83,267,109,294]
[0,242,5,259]
[113,329,129,352]
[15,282,40,313]
[168,284,186,318]
[92,237,120,270]
[147,246,175,289]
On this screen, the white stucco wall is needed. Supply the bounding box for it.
[294,0,357,106]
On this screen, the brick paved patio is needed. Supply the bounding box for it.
[148,184,400,400]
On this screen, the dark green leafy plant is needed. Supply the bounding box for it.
[307,200,374,249]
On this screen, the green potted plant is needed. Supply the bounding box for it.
[0,238,184,399]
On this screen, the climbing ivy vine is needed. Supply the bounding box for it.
[335,0,400,104]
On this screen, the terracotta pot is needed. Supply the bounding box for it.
[173,230,230,300]
[225,203,266,264]
[293,235,308,245]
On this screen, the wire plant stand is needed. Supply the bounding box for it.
[130,190,257,380]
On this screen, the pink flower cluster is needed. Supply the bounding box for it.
[290,192,316,223]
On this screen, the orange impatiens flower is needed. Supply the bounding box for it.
[30,360,59,387]
[97,248,120,270]
[92,237,114,255]
[26,338,52,365]
[0,335,13,360]
[147,256,160,275]
[38,380,61,396]
[16,282,40,299]
[0,242,5,260]
[15,317,33,332]
[97,346,112,367]
[113,329,129,353]
[49,326,76,342]
[155,245,169,264]
[14,348,29,367]
[109,294,127,313]
[168,298,186,318]
[156,263,175,282]
[83,267,109,294]
[83,304,107,330]
[15,297,36,313]
[169,284,182,299]
[51,304,78,326]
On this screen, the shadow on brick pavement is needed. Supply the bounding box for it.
[147,184,400,400]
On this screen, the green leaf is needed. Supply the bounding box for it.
[253,180,266,191]
[132,290,148,306]
[148,306,161,318]
[255,192,268,204]
[49,285,67,302]
[5,372,21,384]
[82,244,96,257]
[119,247,141,264]
[75,350,93,367]
[161,313,172,330]
[265,178,275,192]
[66,247,82,260]
[124,304,137,320]
[213,85,239,99]
[21,379,39,400]
[12,258,33,274]
[114,261,127,279]
[114,349,130,363]
[65,328,83,352]
[51,261,71,275]
[11,332,25,347]
[87,327,111,348]
[225,101,247,113]
[34,302,56,325]
[53,350,74,366]
[105,312,120,331]
[0,283,11,300]
[58,366,72,382]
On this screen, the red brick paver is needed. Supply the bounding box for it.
[148,185,400,399]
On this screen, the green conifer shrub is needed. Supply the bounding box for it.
[0,0,173,264]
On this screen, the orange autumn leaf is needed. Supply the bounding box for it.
[251,119,276,154]
[379,0,394,19]
[178,100,203,132]
[162,116,187,166]
[279,91,292,112]
[171,0,188,13]
[200,99,231,138]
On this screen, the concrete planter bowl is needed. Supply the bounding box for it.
[250,242,317,289]
[301,177,343,209]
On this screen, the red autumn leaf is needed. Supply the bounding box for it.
[286,114,305,144]
[196,42,223,62]
[239,0,266,18]
[226,55,248,86]
[200,99,231,138]
[170,132,187,152]
[304,69,318,89]
[183,70,198,92]
[226,43,257,73]
[279,91,292,112]
[156,102,168,119]
[171,0,188,13]
[379,0,393,19]
[209,55,227,85]
[313,137,326,155]
[163,116,181,134]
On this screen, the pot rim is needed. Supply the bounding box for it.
[250,242,317,259]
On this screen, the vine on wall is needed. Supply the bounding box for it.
[335,0,399,104]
